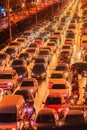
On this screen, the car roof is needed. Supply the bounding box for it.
[0,69,16,74]
[67,110,84,115]
[0,95,24,113]
[38,108,57,115]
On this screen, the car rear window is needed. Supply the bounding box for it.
[52,84,66,89]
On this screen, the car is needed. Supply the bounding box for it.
[19,52,32,65]
[10,59,27,69]
[66,30,75,40]
[39,32,48,41]
[43,93,66,119]
[0,53,10,66]
[52,31,61,39]
[71,62,87,74]
[14,89,35,116]
[49,80,71,98]
[34,57,48,69]
[63,109,86,126]
[31,63,47,79]
[34,39,43,48]
[54,63,70,79]
[50,36,60,45]
[38,49,52,64]
[0,69,18,93]
[65,38,74,45]
[68,23,76,33]
[12,65,28,82]
[49,71,67,85]
[61,44,73,55]
[20,78,38,97]
[31,108,59,129]
[15,37,28,48]
[8,41,22,52]
[5,47,18,60]
[28,42,39,52]
[22,30,34,43]
[26,48,38,59]
[46,42,57,53]
[28,42,38,48]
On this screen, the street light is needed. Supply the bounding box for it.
[7,0,12,42]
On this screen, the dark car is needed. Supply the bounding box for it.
[31,63,47,79]
[10,59,27,69]
[34,57,48,69]
[5,47,18,60]
[38,49,52,64]
[63,110,86,126]
[19,52,32,65]
[26,48,38,59]
[71,62,87,74]
[0,53,10,67]
[14,89,30,102]
[12,65,28,82]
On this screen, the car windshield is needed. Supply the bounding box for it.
[52,84,66,89]
[29,44,37,47]
[39,51,49,55]
[0,113,16,123]
[47,43,55,46]
[21,81,34,86]
[6,48,15,53]
[35,59,45,63]
[12,60,23,65]
[51,74,63,78]
[0,74,12,79]
[46,97,61,104]
[55,66,67,71]
[62,46,71,49]
[36,114,55,123]
[32,65,45,72]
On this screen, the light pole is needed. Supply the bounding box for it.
[52,0,53,16]
[7,0,12,42]
[35,2,38,25]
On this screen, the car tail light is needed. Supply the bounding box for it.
[58,108,63,112]
[49,81,53,87]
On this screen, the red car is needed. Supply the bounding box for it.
[43,93,68,119]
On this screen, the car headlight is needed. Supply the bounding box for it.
[19,75,23,78]
[30,89,33,93]
[41,73,46,76]
[8,82,12,86]
[64,72,68,76]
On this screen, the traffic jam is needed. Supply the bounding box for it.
[0,0,87,129]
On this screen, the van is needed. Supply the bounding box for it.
[0,95,27,130]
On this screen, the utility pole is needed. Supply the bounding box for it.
[7,0,12,42]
